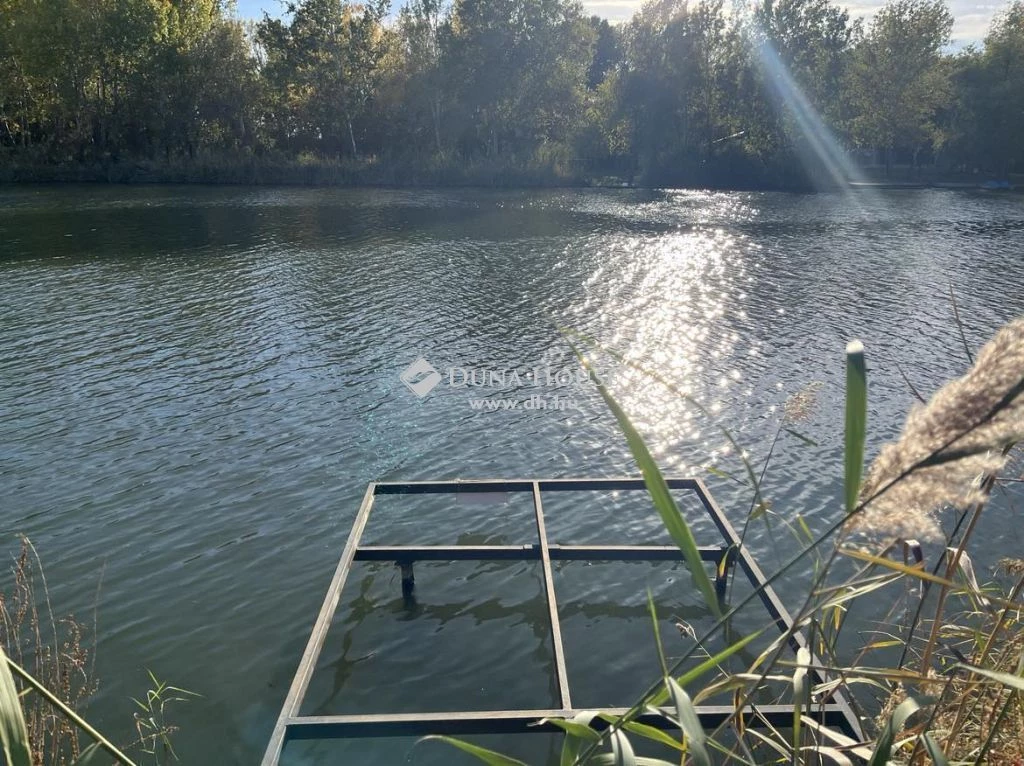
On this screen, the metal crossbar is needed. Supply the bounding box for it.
[262,478,862,764]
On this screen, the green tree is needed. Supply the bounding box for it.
[846,0,953,174]
[973,3,1024,174]
[397,0,448,155]
[754,0,851,123]
[585,16,621,90]
[443,0,594,163]
[255,0,389,157]
[613,0,736,184]
[0,0,34,148]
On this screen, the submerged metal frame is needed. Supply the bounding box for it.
[262,478,862,764]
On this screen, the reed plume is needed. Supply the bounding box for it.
[848,316,1024,541]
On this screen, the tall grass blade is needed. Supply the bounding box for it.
[650,629,764,706]
[609,728,637,766]
[588,757,676,766]
[665,678,711,766]
[948,283,974,365]
[539,715,601,744]
[538,711,600,766]
[0,649,32,766]
[839,550,1020,609]
[72,742,105,766]
[920,732,949,766]
[945,548,991,609]
[844,341,867,515]
[419,735,529,765]
[792,647,811,761]
[568,342,721,616]
[4,656,136,765]
[867,696,920,766]
[783,427,819,447]
[803,717,872,759]
[799,745,853,765]
[646,591,669,679]
[597,715,684,753]
[954,663,1024,691]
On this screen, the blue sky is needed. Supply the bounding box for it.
[233,0,1004,44]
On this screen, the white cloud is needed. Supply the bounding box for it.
[238,0,1004,43]
[579,0,1004,40]
[580,0,644,21]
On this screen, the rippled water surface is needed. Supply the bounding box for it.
[1,185,1023,764]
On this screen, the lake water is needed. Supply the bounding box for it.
[1,185,1022,764]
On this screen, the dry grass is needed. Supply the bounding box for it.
[923,603,1023,764]
[0,537,97,766]
[862,569,1024,766]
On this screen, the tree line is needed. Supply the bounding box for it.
[1,0,1022,188]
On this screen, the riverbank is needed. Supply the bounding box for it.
[0,154,597,189]
[0,152,834,192]
[3,154,1020,192]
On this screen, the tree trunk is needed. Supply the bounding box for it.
[431,99,442,155]
[347,117,358,159]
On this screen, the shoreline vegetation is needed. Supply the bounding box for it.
[428,319,1024,765]
[0,537,196,766]
[3,156,1022,191]
[2,0,1023,193]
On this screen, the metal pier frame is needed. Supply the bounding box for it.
[262,478,862,764]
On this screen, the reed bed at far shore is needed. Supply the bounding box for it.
[0,151,595,189]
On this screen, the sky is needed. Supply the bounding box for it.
[234,0,1005,44]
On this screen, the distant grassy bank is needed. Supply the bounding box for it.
[0,155,827,192]
[4,154,1018,192]
[0,146,852,192]
[0,153,596,189]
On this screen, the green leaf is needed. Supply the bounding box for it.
[650,629,764,706]
[537,711,600,766]
[596,715,684,752]
[798,745,853,765]
[539,716,601,743]
[588,757,677,766]
[72,742,106,766]
[844,341,867,515]
[569,340,721,617]
[954,663,1024,691]
[868,696,920,766]
[646,590,668,679]
[783,427,819,447]
[794,515,814,545]
[0,651,32,766]
[706,465,745,484]
[792,647,811,756]
[921,732,949,766]
[419,736,529,765]
[665,678,711,766]
[609,728,636,766]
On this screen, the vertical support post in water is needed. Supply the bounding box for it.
[399,560,415,601]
